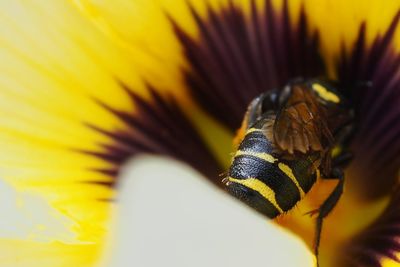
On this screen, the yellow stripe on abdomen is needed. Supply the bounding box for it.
[228,177,284,213]
[234,150,305,199]
[234,150,278,163]
[246,127,264,134]
[278,163,305,198]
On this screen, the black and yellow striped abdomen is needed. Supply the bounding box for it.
[226,118,319,218]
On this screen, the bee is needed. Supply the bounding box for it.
[223,78,354,264]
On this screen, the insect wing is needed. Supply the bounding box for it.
[273,85,333,154]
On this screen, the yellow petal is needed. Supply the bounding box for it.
[0,178,102,266]
[0,0,136,245]
[381,257,400,267]
[0,240,98,267]
[303,0,400,74]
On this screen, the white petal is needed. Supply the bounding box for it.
[102,155,314,267]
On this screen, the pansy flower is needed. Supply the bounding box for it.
[0,0,399,266]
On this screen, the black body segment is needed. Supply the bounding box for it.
[229,154,301,212]
[238,131,273,153]
[227,114,320,218]
[226,183,281,218]
[280,155,319,193]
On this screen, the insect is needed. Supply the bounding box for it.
[223,78,354,265]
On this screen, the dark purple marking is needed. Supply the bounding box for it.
[171,1,400,265]
[78,1,400,264]
[337,11,400,199]
[338,188,400,267]
[82,85,222,188]
[172,0,325,130]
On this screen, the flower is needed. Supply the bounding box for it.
[0,0,399,266]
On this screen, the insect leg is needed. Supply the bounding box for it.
[333,122,355,148]
[246,89,280,127]
[233,90,280,147]
[314,168,344,266]
[331,123,354,168]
